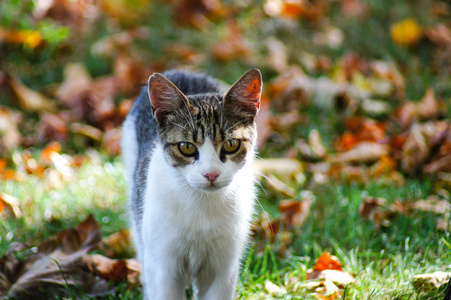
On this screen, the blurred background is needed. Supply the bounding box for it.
[1,0,451,299]
[0,0,449,157]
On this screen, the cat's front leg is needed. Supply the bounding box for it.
[196,264,239,300]
[142,257,186,300]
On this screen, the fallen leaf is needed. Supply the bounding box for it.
[0,216,106,299]
[5,75,55,112]
[39,215,101,254]
[412,271,451,293]
[0,193,21,219]
[173,0,225,28]
[265,37,289,73]
[410,197,451,215]
[97,0,149,26]
[417,88,439,121]
[341,0,367,18]
[79,254,141,285]
[102,127,122,156]
[254,158,303,179]
[210,21,253,63]
[401,121,449,174]
[38,112,68,142]
[0,107,22,154]
[1,28,43,48]
[298,278,341,299]
[312,252,342,272]
[391,18,422,47]
[70,123,103,141]
[336,117,386,151]
[264,280,286,297]
[101,229,133,258]
[358,197,387,220]
[306,269,354,288]
[279,191,315,228]
[330,142,389,163]
[266,174,297,197]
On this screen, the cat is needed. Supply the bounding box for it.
[121,68,262,300]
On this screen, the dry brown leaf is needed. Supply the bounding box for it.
[97,0,148,26]
[424,155,451,174]
[113,54,147,94]
[0,107,22,154]
[39,214,101,254]
[265,37,289,73]
[254,158,303,179]
[394,102,417,128]
[417,88,439,121]
[306,269,354,288]
[55,63,92,108]
[358,197,387,220]
[279,192,314,229]
[424,24,451,47]
[401,121,449,174]
[173,0,225,28]
[410,197,451,215]
[103,127,122,156]
[412,271,451,293]
[101,229,133,258]
[70,123,103,141]
[0,216,106,299]
[266,174,296,197]
[335,117,386,151]
[38,112,68,142]
[264,280,286,297]
[341,0,367,18]
[210,22,253,63]
[330,142,389,163]
[297,279,341,299]
[0,193,21,219]
[5,75,55,112]
[79,254,141,285]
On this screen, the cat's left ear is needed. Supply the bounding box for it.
[223,68,262,119]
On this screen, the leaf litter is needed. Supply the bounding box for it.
[0,215,140,299]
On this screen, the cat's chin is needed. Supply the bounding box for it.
[189,182,228,193]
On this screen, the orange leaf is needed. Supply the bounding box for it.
[313,251,342,271]
[41,141,62,162]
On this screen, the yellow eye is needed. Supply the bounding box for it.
[178,142,197,156]
[223,139,240,154]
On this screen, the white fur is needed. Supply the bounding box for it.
[123,132,256,299]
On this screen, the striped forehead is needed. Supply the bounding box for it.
[186,94,223,143]
[159,93,254,146]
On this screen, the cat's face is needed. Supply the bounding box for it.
[148,69,262,192]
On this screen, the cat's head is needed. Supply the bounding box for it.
[147,69,262,192]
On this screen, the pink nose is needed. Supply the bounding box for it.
[203,171,220,183]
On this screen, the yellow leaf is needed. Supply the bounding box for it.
[390,19,422,47]
[5,29,43,48]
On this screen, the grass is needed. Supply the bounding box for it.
[1,153,450,299]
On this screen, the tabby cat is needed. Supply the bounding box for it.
[121,68,262,299]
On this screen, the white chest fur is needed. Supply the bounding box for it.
[139,144,255,299]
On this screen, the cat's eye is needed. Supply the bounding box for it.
[178,142,197,157]
[222,139,240,154]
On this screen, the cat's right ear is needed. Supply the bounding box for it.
[147,73,190,124]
